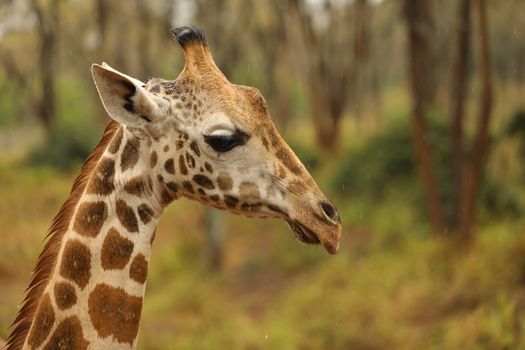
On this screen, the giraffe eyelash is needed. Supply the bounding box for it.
[203,128,250,153]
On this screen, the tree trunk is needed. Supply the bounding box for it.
[458,0,493,244]
[285,0,354,151]
[31,0,60,129]
[0,47,27,89]
[307,81,340,150]
[136,0,152,77]
[95,0,108,51]
[113,0,129,72]
[40,31,55,127]
[272,45,293,130]
[449,0,471,230]
[351,0,369,119]
[404,0,446,234]
[204,208,226,271]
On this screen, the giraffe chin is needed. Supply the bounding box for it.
[287,221,340,255]
[288,221,320,244]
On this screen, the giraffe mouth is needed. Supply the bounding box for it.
[287,221,321,245]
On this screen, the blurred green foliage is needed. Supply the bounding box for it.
[0,73,24,126]
[332,115,524,224]
[26,78,99,170]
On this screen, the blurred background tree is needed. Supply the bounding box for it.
[2,0,525,348]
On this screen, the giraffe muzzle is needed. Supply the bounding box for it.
[286,213,341,255]
[288,220,321,245]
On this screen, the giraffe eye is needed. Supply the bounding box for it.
[204,134,240,152]
[204,129,250,153]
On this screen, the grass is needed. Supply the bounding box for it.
[1,163,525,349]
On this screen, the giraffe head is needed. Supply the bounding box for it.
[91,26,341,254]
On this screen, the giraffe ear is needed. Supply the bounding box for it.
[91,63,158,127]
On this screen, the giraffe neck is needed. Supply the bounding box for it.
[21,126,172,350]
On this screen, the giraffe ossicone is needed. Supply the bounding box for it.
[7,25,342,350]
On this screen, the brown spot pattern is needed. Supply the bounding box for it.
[182,181,194,194]
[224,195,239,208]
[163,145,169,152]
[179,155,188,175]
[150,151,158,167]
[43,316,88,350]
[261,136,269,150]
[189,141,201,156]
[60,240,91,289]
[121,139,139,172]
[166,182,178,193]
[150,84,160,93]
[268,127,280,147]
[101,228,134,270]
[210,194,220,201]
[186,153,195,168]
[108,127,123,154]
[124,176,150,197]
[239,181,260,200]
[27,293,55,348]
[138,204,154,224]
[278,164,287,179]
[161,190,173,206]
[193,174,215,189]
[287,180,305,194]
[129,254,148,284]
[217,172,233,191]
[74,201,107,237]
[164,159,175,174]
[241,202,263,211]
[276,147,302,175]
[204,162,213,173]
[116,199,139,233]
[88,284,142,345]
[87,158,115,195]
[54,282,77,310]
[124,178,143,197]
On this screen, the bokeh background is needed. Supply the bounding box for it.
[1,0,525,348]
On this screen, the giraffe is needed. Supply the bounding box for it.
[6,26,342,349]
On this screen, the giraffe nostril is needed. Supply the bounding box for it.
[320,201,340,224]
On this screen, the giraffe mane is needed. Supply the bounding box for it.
[6,121,121,350]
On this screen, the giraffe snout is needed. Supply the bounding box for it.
[286,196,342,255]
[309,196,342,254]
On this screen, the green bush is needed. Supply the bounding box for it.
[27,77,100,170]
[332,117,419,199]
[27,118,98,170]
[331,116,522,223]
[0,72,26,127]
